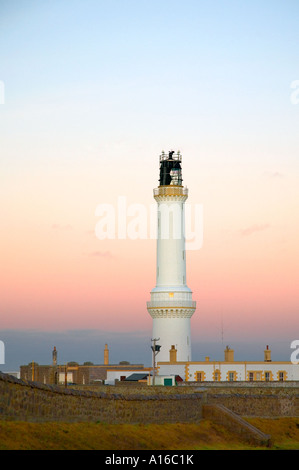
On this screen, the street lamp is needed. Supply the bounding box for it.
[151,338,161,386]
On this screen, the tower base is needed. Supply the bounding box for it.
[151,317,192,362]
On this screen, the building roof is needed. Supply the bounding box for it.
[124,373,149,381]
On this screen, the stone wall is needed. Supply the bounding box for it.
[205,392,299,417]
[1,372,298,424]
[0,372,202,423]
[200,385,299,417]
[202,404,271,446]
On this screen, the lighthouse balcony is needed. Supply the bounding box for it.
[154,186,188,198]
[159,151,182,162]
[146,300,196,309]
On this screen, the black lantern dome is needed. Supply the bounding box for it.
[159,150,183,186]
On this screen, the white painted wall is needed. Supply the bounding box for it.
[158,362,299,382]
[147,191,196,363]
[152,317,192,362]
[156,200,186,287]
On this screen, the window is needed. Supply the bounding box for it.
[195,372,205,382]
[265,371,270,382]
[58,372,73,384]
[213,369,221,381]
[248,371,263,382]
[278,371,286,382]
[228,372,236,382]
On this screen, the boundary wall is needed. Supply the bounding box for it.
[0,372,202,424]
[2,371,299,447]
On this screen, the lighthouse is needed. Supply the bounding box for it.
[147,151,197,362]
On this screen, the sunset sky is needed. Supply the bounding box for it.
[1,0,299,369]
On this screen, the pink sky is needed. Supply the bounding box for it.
[1,148,298,347]
[1,2,299,352]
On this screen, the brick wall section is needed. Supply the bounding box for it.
[205,393,299,417]
[0,372,202,423]
[202,387,299,417]
[1,372,298,426]
[181,382,299,417]
[202,404,271,447]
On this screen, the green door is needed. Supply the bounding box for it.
[164,378,173,386]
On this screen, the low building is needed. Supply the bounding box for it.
[148,375,183,386]
[20,343,299,386]
[157,345,299,383]
[105,369,151,385]
[103,344,299,385]
[20,345,145,386]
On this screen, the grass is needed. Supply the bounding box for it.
[1,418,299,450]
[247,417,299,450]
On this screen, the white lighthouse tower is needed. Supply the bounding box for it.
[147,151,197,362]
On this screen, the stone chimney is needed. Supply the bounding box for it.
[224,346,234,362]
[169,345,177,363]
[104,344,109,365]
[264,345,272,362]
[52,346,57,366]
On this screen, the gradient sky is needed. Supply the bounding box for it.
[0,0,299,369]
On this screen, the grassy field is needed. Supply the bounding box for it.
[0,418,299,450]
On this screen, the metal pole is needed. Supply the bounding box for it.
[65,364,67,388]
[151,338,160,386]
[153,339,156,386]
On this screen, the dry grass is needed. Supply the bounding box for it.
[247,417,299,450]
[1,418,296,450]
[0,417,299,450]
